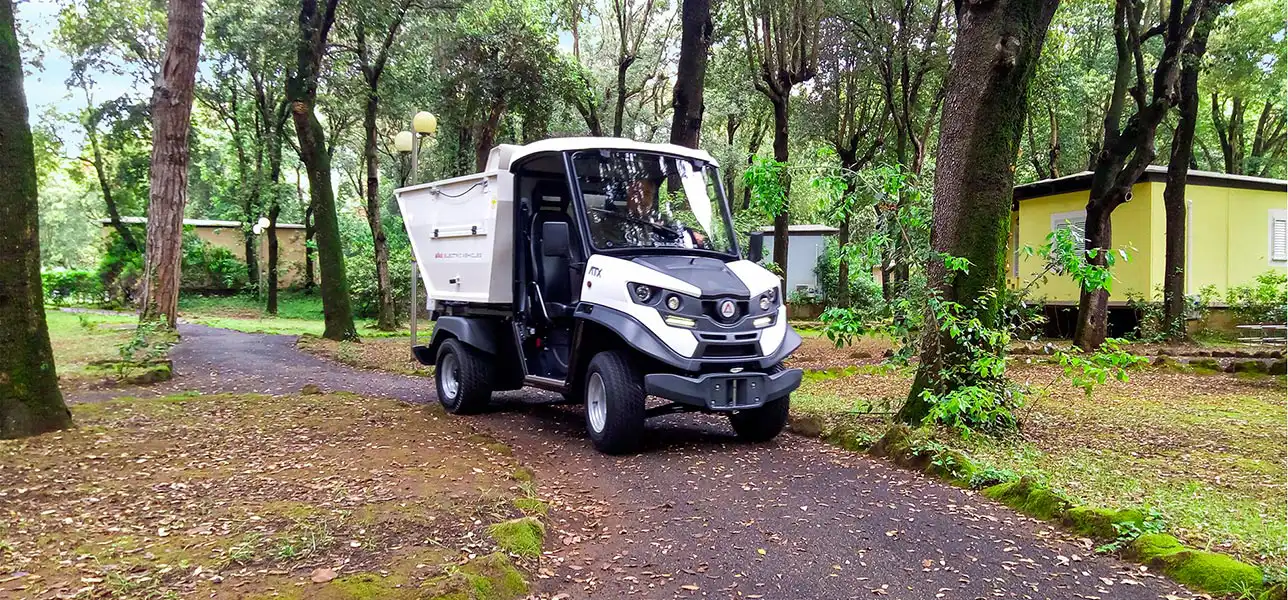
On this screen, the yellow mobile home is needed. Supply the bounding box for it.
[1007,166,1287,330]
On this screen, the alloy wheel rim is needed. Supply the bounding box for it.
[587,372,607,433]
[441,353,460,400]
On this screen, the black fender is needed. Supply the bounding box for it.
[416,316,504,365]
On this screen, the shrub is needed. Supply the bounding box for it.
[180,230,249,290]
[96,230,144,307]
[1226,270,1288,325]
[42,269,104,305]
[814,237,884,313]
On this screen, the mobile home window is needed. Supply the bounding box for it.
[1271,209,1288,263]
[1050,210,1087,244]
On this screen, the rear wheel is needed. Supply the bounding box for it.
[584,351,645,454]
[435,339,492,414]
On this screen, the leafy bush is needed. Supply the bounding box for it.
[347,244,413,319]
[96,231,144,307]
[813,237,884,313]
[181,230,249,290]
[42,269,104,305]
[1226,270,1288,325]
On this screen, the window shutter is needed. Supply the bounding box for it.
[1273,217,1288,262]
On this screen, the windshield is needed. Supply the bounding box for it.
[571,150,737,255]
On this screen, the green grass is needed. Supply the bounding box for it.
[45,310,139,387]
[179,292,413,338]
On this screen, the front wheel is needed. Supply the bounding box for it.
[435,339,493,414]
[729,396,790,442]
[584,351,646,454]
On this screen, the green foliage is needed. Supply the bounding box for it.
[96,230,144,307]
[1054,338,1149,396]
[487,517,544,558]
[42,269,104,305]
[968,466,1018,490]
[818,307,868,348]
[180,230,249,290]
[742,157,789,217]
[1226,270,1288,324]
[1095,507,1166,553]
[814,238,884,312]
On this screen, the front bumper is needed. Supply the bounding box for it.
[643,368,803,412]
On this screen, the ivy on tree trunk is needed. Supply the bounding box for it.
[901,0,1061,425]
[289,0,356,341]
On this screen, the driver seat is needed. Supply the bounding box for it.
[529,181,578,320]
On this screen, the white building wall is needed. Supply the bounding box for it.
[759,234,830,293]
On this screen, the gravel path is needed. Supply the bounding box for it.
[67,324,1195,600]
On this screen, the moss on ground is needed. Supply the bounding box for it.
[983,477,1071,520]
[316,573,412,600]
[488,517,544,558]
[510,467,535,483]
[1129,533,1265,595]
[422,552,528,600]
[1061,506,1144,539]
[512,497,548,516]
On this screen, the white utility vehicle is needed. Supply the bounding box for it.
[396,137,803,454]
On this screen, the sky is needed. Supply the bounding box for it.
[17,0,144,150]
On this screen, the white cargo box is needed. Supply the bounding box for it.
[395,171,515,306]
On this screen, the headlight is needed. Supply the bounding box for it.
[666,295,681,311]
[767,287,777,302]
[632,283,654,303]
[758,296,771,310]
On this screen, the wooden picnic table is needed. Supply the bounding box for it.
[1236,324,1288,346]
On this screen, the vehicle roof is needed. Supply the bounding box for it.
[490,137,718,171]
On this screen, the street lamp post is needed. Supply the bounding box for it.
[396,111,436,359]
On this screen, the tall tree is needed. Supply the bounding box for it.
[609,0,664,137]
[849,0,950,296]
[1203,0,1285,177]
[349,0,414,331]
[1161,1,1223,341]
[901,0,1061,424]
[1073,0,1208,349]
[739,0,822,281]
[289,0,357,340]
[138,0,205,327]
[809,13,888,307]
[669,0,713,148]
[0,0,73,438]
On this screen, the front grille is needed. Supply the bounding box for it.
[700,343,758,358]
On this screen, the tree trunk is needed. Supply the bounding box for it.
[770,97,790,287]
[304,203,316,291]
[139,0,204,328]
[266,106,287,314]
[668,0,712,149]
[613,57,632,137]
[0,0,72,438]
[1162,2,1217,341]
[475,102,505,172]
[901,0,1061,426]
[363,93,396,330]
[1072,0,1204,350]
[289,0,355,341]
[86,122,139,252]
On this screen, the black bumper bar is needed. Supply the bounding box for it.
[644,368,803,412]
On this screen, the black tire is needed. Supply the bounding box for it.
[435,339,493,414]
[729,364,790,442]
[729,396,790,442]
[583,351,646,454]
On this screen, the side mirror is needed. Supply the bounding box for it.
[748,233,764,263]
[542,221,571,257]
